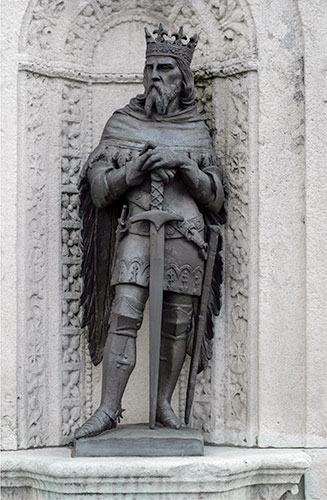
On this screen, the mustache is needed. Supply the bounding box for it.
[146,82,165,96]
[145,81,181,97]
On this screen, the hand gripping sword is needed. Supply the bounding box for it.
[129,174,183,429]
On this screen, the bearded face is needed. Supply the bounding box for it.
[143,56,183,117]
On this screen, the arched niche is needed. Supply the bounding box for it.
[17,0,259,448]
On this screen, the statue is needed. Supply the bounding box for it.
[75,24,225,440]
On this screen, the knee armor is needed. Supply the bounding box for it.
[161,301,193,340]
[109,295,144,338]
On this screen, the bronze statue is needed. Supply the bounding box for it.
[75,24,225,440]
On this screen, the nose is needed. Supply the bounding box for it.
[151,66,160,82]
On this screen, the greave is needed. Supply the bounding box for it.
[101,333,136,420]
[157,299,193,405]
[157,334,187,405]
[100,292,145,421]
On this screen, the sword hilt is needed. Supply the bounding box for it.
[150,174,164,211]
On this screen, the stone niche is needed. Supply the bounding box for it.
[15,0,258,450]
[4,0,327,498]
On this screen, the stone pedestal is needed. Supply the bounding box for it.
[73,424,204,457]
[1,447,310,499]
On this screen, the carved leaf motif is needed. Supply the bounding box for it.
[26,0,65,51]
[172,5,209,65]
[22,73,53,447]
[62,193,79,223]
[223,74,249,439]
[25,0,253,68]
[209,0,250,59]
[195,84,216,136]
[60,82,92,440]
[70,406,81,422]
[254,484,299,500]
[69,371,80,388]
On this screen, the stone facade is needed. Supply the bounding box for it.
[1,0,326,498]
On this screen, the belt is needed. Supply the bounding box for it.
[121,191,208,260]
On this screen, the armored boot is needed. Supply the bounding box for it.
[75,290,145,439]
[156,295,193,429]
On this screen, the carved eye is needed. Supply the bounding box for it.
[161,65,172,71]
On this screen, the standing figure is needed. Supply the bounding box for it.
[75,24,225,440]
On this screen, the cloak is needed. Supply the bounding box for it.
[79,97,225,369]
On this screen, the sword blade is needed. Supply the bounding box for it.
[149,224,165,429]
[129,208,183,429]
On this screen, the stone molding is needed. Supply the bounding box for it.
[18,55,258,82]
[1,447,311,499]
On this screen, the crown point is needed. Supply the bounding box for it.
[153,23,168,42]
[188,33,198,49]
[172,26,187,45]
[144,26,156,44]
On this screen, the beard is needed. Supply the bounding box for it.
[144,82,181,117]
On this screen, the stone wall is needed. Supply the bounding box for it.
[1,0,326,497]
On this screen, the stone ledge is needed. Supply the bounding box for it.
[1,446,311,499]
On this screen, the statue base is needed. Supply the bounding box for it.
[72,423,204,457]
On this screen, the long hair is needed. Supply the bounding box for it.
[177,58,196,108]
[136,57,196,109]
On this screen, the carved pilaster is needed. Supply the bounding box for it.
[222,73,250,443]
[18,72,62,448]
[60,82,93,441]
[23,73,49,447]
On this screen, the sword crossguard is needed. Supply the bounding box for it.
[129,209,183,232]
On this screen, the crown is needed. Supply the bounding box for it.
[145,24,198,66]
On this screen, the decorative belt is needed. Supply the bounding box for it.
[118,191,208,260]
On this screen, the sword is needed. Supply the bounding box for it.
[185,225,220,425]
[129,174,183,429]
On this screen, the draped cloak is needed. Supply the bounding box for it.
[79,97,225,369]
